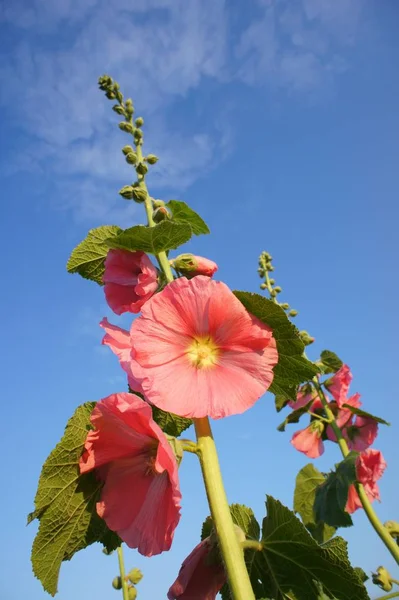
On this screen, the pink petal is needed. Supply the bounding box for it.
[100,318,142,392]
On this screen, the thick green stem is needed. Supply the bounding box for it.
[117,545,129,600]
[194,417,255,600]
[314,379,399,565]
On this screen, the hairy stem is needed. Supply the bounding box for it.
[314,379,399,565]
[117,545,129,600]
[194,417,255,600]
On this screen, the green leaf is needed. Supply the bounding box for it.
[319,350,343,374]
[29,403,120,595]
[234,292,319,400]
[257,496,369,600]
[105,221,193,254]
[277,401,312,432]
[341,404,390,426]
[166,200,210,235]
[314,453,359,529]
[354,567,369,583]
[151,406,192,437]
[294,464,336,543]
[275,395,289,412]
[66,225,122,284]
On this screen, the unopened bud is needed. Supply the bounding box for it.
[146,154,158,165]
[135,117,144,127]
[171,254,218,278]
[112,105,125,116]
[281,303,290,310]
[126,152,138,165]
[119,122,134,134]
[112,576,122,590]
[153,206,171,223]
[260,283,267,290]
[131,186,148,203]
[270,290,277,297]
[127,568,143,585]
[372,566,393,592]
[289,309,298,317]
[125,98,134,116]
[134,129,143,141]
[106,91,116,100]
[128,586,137,600]
[268,265,275,271]
[119,185,134,200]
[122,145,134,156]
[269,279,275,285]
[136,162,148,175]
[299,330,315,346]
[384,521,399,537]
[152,199,165,208]
[274,286,282,293]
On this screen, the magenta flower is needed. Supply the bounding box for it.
[171,254,218,278]
[325,364,352,407]
[167,538,226,600]
[103,249,158,315]
[129,276,278,419]
[343,415,379,452]
[326,393,362,442]
[291,421,324,458]
[79,393,181,556]
[346,449,387,514]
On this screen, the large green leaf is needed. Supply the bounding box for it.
[166,200,210,235]
[105,221,192,254]
[66,225,122,284]
[234,292,318,400]
[314,453,359,528]
[293,464,336,543]
[319,350,343,374]
[151,406,192,437]
[341,404,390,426]
[29,403,120,595]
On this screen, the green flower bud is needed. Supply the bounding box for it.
[119,122,134,134]
[136,162,148,175]
[98,75,112,90]
[127,568,143,585]
[299,330,315,346]
[372,566,393,592]
[384,521,399,537]
[260,283,267,290]
[125,98,134,116]
[126,152,138,165]
[269,279,275,285]
[122,145,135,156]
[146,154,159,165]
[128,586,137,600]
[270,289,277,297]
[113,82,120,91]
[119,185,135,200]
[116,91,123,104]
[112,576,122,590]
[106,91,116,100]
[289,309,298,317]
[152,199,166,208]
[274,286,282,293]
[153,206,171,223]
[281,303,290,310]
[268,265,275,271]
[134,129,143,140]
[135,117,144,127]
[112,105,126,116]
[131,186,148,203]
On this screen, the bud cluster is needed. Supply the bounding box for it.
[111,564,143,599]
[258,251,301,321]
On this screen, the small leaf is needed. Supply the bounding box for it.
[66,225,122,284]
[166,200,210,235]
[314,453,359,528]
[341,404,390,426]
[319,350,343,374]
[151,406,192,437]
[277,401,312,432]
[294,464,336,543]
[275,395,289,412]
[29,403,120,595]
[106,221,192,254]
[234,292,319,400]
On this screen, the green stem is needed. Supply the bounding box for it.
[194,417,255,600]
[375,593,399,600]
[117,545,129,600]
[392,579,399,586]
[241,540,263,551]
[180,439,199,454]
[313,379,399,565]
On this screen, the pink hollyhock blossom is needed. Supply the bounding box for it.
[345,449,387,514]
[167,538,226,600]
[103,249,158,315]
[325,364,352,407]
[172,254,218,278]
[326,393,362,442]
[291,421,324,458]
[80,392,181,555]
[100,318,142,393]
[343,416,379,452]
[128,276,278,419]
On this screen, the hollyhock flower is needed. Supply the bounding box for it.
[343,415,379,452]
[79,392,181,555]
[100,318,142,393]
[103,249,158,315]
[345,449,387,514]
[288,384,320,410]
[325,364,352,407]
[171,253,218,278]
[167,538,226,600]
[291,421,324,458]
[129,276,278,419]
[326,393,362,442]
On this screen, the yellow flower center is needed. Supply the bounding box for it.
[187,336,220,369]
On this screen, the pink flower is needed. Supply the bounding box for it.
[288,384,320,410]
[343,416,379,451]
[167,538,226,600]
[325,364,352,407]
[129,276,278,419]
[100,318,142,392]
[326,393,362,442]
[171,254,218,278]
[345,449,387,514]
[103,249,158,315]
[291,421,324,458]
[79,392,181,555]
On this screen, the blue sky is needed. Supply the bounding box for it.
[1,0,398,598]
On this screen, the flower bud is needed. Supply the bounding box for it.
[270,290,277,297]
[372,566,393,592]
[106,91,116,100]
[128,586,137,600]
[127,568,143,585]
[135,117,144,127]
[153,206,171,223]
[289,309,298,317]
[152,199,165,208]
[268,265,275,271]
[260,283,267,290]
[171,254,218,278]
[119,185,135,200]
[136,162,148,175]
[274,286,282,293]
[384,521,399,537]
[299,330,315,346]
[134,129,143,141]
[281,303,290,310]
[119,122,134,134]
[112,576,122,590]
[126,152,138,165]
[131,186,148,203]
[112,105,126,116]
[269,279,275,285]
[146,154,159,165]
[125,98,134,116]
[122,145,135,156]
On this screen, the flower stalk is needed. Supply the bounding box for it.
[117,545,130,600]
